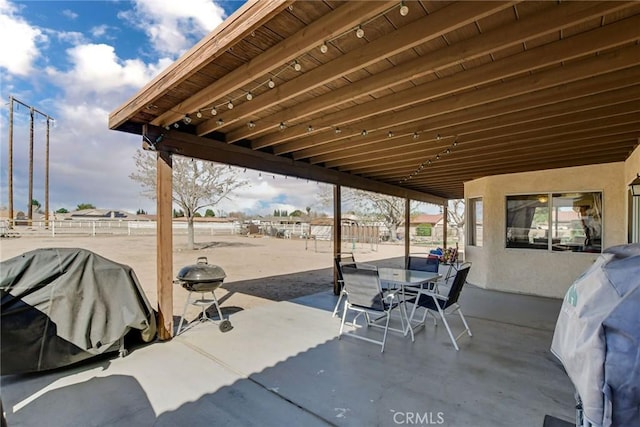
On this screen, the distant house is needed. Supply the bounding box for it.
[410,214,445,240]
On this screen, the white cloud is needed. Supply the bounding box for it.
[90,24,109,38]
[47,43,173,101]
[118,0,225,57]
[0,0,47,76]
[62,9,78,20]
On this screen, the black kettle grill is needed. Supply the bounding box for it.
[175,257,232,333]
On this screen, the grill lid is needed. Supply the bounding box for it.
[177,257,226,282]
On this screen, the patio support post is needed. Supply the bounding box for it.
[404,198,410,266]
[333,184,342,295]
[156,149,174,340]
[443,203,448,250]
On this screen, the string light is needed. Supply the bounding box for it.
[399,1,409,16]
[216,119,224,126]
[196,111,203,119]
[413,132,419,139]
[319,43,328,54]
[399,135,460,184]
[268,79,275,88]
[246,92,253,101]
[183,115,192,125]
[279,122,286,131]
[293,60,302,71]
[307,125,314,133]
[227,101,234,110]
[388,131,394,138]
[361,129,368,136]
[211,107,217,116]
[247,121,255,128]
[355,26,365,38]
[335,127,341,134]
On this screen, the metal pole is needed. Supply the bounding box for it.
[45,117,50,227]
[7,96,14,226]
[28,107,34,224]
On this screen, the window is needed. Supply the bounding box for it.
[468,198,483,246]
[506,192,603,253]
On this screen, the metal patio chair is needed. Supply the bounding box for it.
[406,263,473,351]
[331,252,356,317]
[338,265,412,352]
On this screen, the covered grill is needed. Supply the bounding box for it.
[175,257,232,334]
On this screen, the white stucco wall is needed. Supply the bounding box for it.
[625,142,640,188]
[464,162,628,298]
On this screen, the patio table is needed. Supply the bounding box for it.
[378,268,442,337]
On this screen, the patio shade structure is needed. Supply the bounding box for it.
[109,0,640,339]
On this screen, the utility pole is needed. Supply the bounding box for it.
[6,97,53,227]
[7,96,14,224]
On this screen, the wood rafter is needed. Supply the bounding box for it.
[110,1,640,201]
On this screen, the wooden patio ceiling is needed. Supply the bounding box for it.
[109,0,640,202]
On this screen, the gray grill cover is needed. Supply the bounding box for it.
[1,248,156,374]
[551,243,640,427]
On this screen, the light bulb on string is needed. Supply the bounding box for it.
[293,61,302,72]
[361,129,368,136]
[211,107,217,116]
[227,101,234,110]
[267,79,275,88]
[388,131,394,138]
[307,125,314,133]
[355,26,365,38]
[319,43,328,54]
[183,115,192,125]
[413,132,419,139]
[335,127,341,134]
[246,92,253,101]
[399,1,409,16]
[216,119,224,126]
[279,122,286,131]
[247,121,255,129]
[196,111,203,119]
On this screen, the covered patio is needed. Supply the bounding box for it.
[108,0,640,339]
[1,281,574,426]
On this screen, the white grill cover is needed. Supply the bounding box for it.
[551,244,640,427]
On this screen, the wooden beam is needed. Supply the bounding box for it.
[110,0,291,130]
[271,44,640,155]
[156,149,174,340]
[152,1,395,128]
[274,57,640,158]
[147,126,446,205]
[349,127,639,176]
[333,184,342,295]
[228,0,616,144]
[310,98,640,165]
[325,112,640,169]
[197,1,514,137]
[243,1,633,147]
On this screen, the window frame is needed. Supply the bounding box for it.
[505,191,603,253]
[467,197,483,247]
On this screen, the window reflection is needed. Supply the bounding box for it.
[505,192,602,253]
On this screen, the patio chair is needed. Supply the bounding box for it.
[338,265,412,352]
[405,254,441,292]
[331,252,356,317]
[406,263,473,351]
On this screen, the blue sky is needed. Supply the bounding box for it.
[0,0,332,216]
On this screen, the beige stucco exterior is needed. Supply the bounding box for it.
[464,143,640,298]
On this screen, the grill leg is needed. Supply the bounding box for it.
[177,291,193,335]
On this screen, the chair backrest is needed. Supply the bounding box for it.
[407,255,440,273]
[340,265,385,311]
[444,264,471,308]
[335,253,356,283]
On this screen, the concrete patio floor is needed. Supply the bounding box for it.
[1,283,576,427]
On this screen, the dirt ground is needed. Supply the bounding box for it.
[0,233,409,324]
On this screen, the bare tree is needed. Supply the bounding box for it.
[447,199,465,247]
[319,187,407,241]
[129,150,248,250]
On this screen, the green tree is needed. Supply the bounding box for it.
[76,203,96,210]
[194,212,202,217]
[290,209,303,216]
[173,209,185,218]
[416,223,432,237]
[136,208,147,215]
[55,208,69,214]
[205,209,215,217]
[31,199,42,213]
